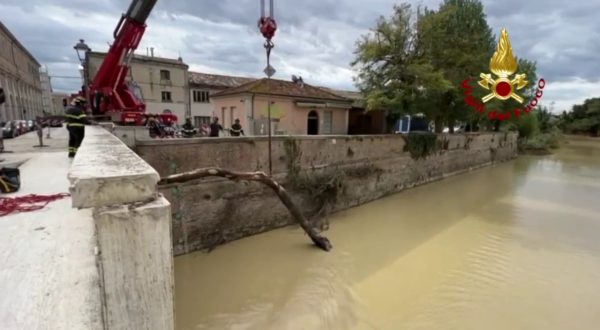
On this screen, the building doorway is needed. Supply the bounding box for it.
[307,110,319,135]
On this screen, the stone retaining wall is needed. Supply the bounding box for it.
[136,133,518,256]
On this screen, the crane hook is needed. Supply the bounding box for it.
[258,0,277,41]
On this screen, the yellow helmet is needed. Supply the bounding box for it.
[72,96,87,105]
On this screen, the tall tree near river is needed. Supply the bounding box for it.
[354,0,539,132]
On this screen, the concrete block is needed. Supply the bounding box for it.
[94,196,174,330]
[112,126,153,148]
[69,126,160,208]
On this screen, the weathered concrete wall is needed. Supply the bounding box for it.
[137,132,518,256]
[70,126,175,329]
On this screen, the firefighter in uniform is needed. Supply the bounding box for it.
[65,96,89,158]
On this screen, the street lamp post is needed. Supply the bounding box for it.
[74,39,91,88]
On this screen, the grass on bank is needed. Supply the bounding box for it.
[501,112,563,155]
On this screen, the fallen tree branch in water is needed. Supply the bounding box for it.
[158,167,332,252]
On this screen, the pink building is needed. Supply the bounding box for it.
[212,78,353,136]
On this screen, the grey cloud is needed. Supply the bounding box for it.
[483,0,600,84]
[1,0,598,111]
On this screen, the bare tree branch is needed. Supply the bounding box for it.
[159,168,333,252]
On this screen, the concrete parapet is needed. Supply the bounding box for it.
[69,126,174,329]
[94,197,174,329]
[68,126,160,208]
[111,126,153,148]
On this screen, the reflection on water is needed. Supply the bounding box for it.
[175,138,600,330]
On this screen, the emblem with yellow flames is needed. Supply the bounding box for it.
[478,28,528,103]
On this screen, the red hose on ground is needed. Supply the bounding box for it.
[0,193,70,217]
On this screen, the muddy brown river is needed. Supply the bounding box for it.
[175,137,600,330]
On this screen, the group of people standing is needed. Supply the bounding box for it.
[177,117,245,138]
[146,115,246,139]
[206,117,245,137]
[64,96,249,158]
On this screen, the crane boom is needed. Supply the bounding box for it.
[85,0,177,125]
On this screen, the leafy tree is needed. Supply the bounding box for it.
[564,97,600,135]
[353,0,541,134]
[536,106,552,133]
[418,0,496,132]
[516,112,540,139]
[352,4,452,130]
[480,54,539,131]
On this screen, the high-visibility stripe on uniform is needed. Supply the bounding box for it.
[67,123,85,127]
[0,177,10,193]
[65,114,86,120]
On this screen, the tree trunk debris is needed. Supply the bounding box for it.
[158,167,333,252]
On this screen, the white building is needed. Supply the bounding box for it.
[39,68,54,115]
[188,72,254,127]
[0,21,44,121]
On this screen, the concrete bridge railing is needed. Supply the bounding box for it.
[68,126,174,329]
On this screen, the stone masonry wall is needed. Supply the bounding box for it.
[136,132,518,256]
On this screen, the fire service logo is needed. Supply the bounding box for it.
[461,28,545,121]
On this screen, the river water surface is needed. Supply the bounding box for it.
[175,137,600,330]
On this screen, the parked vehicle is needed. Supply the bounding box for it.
[2,121,19,138]
[27,120,35,132]
[16,120,28,135]
[395,114,431,133]
[49,119,63,127]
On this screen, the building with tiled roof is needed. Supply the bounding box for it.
[211,78,353,136]
[321,88,387,134]
[188,72,257,126]
[189,72,255,89]
[213,78,350,102]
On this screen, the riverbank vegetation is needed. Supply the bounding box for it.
[402,132,440,159]
[500,108,561,154]
[557,98,600,137]
[352,0,541,134]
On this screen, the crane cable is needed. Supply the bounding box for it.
[258,0,278,176]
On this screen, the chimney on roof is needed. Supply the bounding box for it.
[150,47,154,57]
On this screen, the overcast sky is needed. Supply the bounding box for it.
[1,0,598,112]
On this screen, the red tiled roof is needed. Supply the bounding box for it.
[212,78,351,102]
[321,88,362,100]
[321,88,366,108]
[188,72,256,88]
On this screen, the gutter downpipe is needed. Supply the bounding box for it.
[251,92,255,124]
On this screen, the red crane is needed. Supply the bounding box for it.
[81,0,177,126]
[76,0,278,127]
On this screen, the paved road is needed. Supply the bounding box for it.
[0,126,68,169]
[3,126,68,154]
[0,125,101,329]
